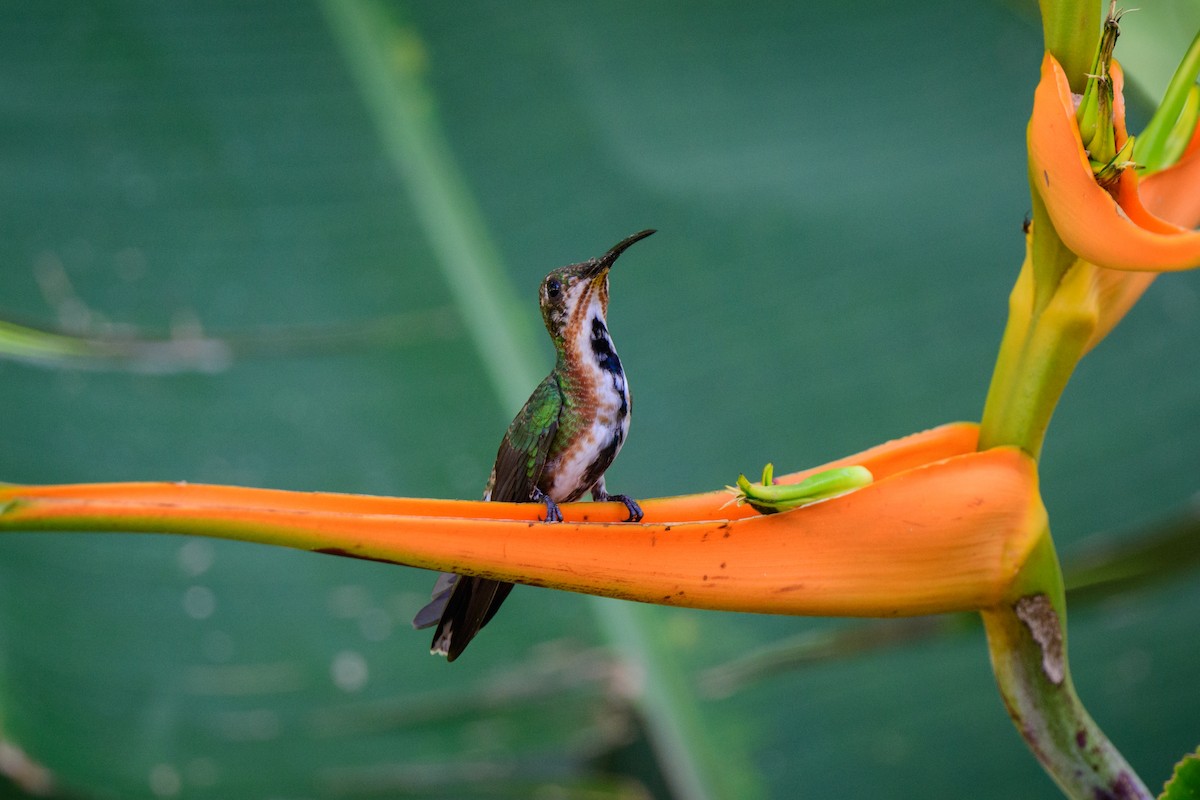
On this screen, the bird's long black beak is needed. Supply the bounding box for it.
[585,229,656,277]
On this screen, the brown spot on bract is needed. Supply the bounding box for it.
[777,584,805,593]
[702,575,708,581]
[1043,169,1049,187]
[723,531,730,539]
[720,562,727,569]
[1075,728,1087,749]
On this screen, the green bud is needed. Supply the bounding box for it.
[1087,77,1116,165]
[1093,134,1136,187]
[760,462,775,486]
[730,466,874,515]
[1075,79,1100,145]
[1074,2,1126,177]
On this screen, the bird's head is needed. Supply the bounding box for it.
[538,229,655,344]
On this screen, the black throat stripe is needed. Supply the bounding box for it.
[590,317,623,375]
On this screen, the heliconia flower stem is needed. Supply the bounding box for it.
[982,533,1153,800]
[979,242,1098,457]
[976,10,1200,791]
[1035,0,1100,93]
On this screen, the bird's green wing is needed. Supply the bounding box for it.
[486,376,562,503]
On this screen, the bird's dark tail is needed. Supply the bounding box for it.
[412,573,514,661]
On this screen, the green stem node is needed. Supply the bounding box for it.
[980,245,1097,457]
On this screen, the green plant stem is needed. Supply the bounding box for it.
[981,533,1151,800]
[0,320,93,362]
[317,0,538,404]
[979,252,1096,457]
[979,52,1156,788]
[978,243,1151,796]
[1027,167,1082,315]
[1037,0,1102,93]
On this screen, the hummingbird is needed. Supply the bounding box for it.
[412,229,654,661]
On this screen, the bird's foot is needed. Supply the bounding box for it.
[531,488,563,523]
[594,490,643,522]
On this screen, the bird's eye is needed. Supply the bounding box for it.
[545,278,562,299]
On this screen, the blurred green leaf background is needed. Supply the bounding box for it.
[0,1,1197,798]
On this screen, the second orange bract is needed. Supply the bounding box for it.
[1029,53,1200,273]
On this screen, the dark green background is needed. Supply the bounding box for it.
[0,1,1197,798]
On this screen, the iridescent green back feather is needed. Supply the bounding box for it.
[486,375,562,502]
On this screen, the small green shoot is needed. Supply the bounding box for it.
[729,464,873,515]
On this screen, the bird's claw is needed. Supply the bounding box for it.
[532,488,563,523]
[614,494,644,522]
[594,491,643,522]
